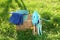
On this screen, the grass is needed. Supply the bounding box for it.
[0,0,60,40]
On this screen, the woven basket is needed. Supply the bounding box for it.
[16,14,33,30]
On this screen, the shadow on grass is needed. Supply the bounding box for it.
[16,25,60,40]
[16,29,36,40]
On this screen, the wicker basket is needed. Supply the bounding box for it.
[16,14,33,30]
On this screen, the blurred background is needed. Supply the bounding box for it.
[0,0,60,40]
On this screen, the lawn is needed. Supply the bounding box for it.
[0,0,60,40]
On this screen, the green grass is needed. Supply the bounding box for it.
[0,0,60,40]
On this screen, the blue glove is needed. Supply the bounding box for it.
[32,11,40,25]
[9,13,23,25]
[36,20,42,35]
[16,10,29,21]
